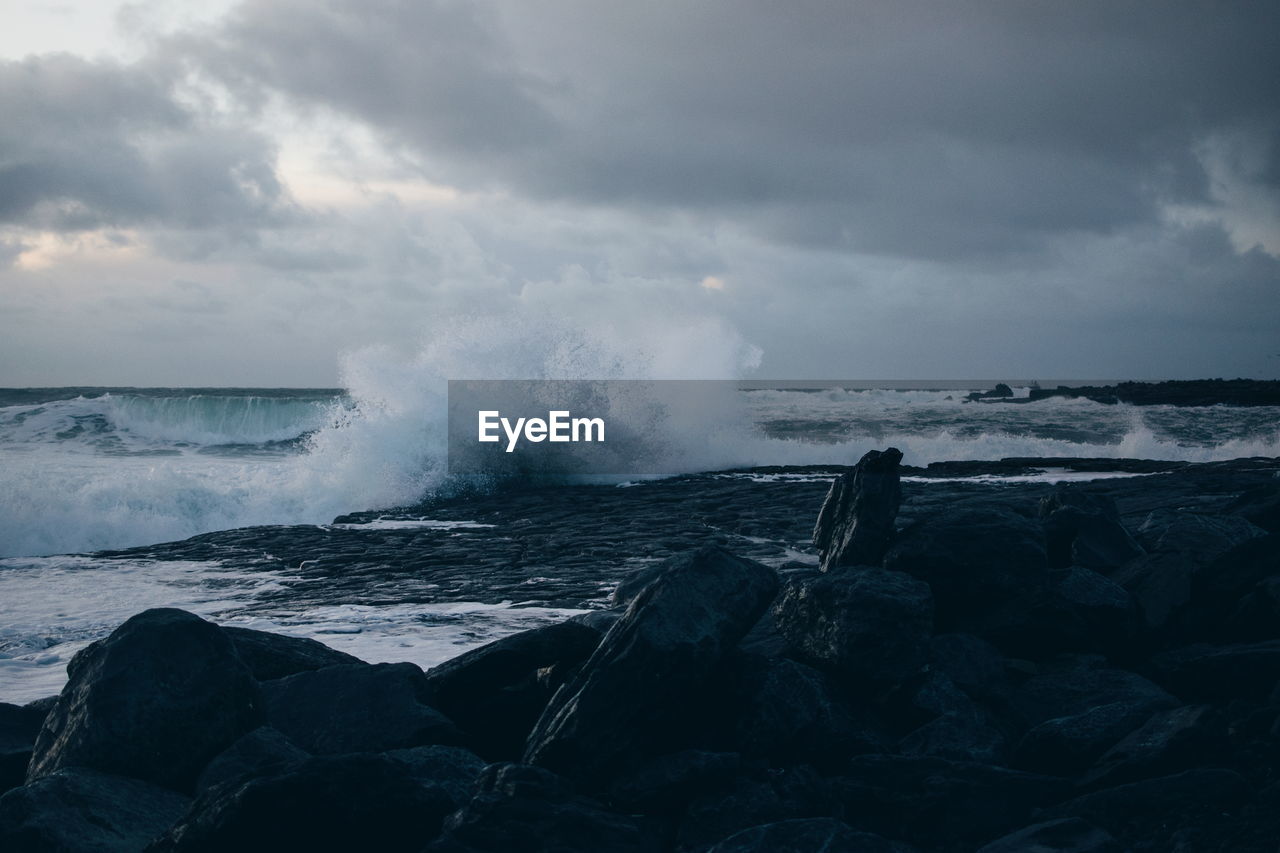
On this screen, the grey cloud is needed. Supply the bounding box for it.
[0,53,293,231]
[185,0,1279,259]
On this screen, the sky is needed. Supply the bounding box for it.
[1,0,1278,385]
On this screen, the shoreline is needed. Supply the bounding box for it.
[3,451,1280,849]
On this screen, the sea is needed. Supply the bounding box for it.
[3,381,1279,703]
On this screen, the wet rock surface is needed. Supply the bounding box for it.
[4,455,1280,851]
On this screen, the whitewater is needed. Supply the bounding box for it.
[2,380,1279,559]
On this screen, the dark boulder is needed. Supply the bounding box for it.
[898,712,1007,766]
[1148,640,1280,702]
[718,655,886,769]
[927,634,1013,705]
[1222,574,1280,642]
[150,753,453,853]
[975,817,1119,853]
[888,670,1007,764]
[774,567,933,687]
[220,626,362,681]
[1079,704,1227,789]
[813,448,903,571]
[0,703,45,795]
[384,745,486,811]
[1136,509,1266,564]
[1049,567,1137,649]
[426,763,654,853]
[1040,486,1142,571]
[674,764,836,852]
[1009,665,1177,733]
[524,546,778,785]
[27,609,263,792]
[1037,768,1253,850]
[609,750,745,813]
[0,768,189,853]
[832,755,1070,846]
[195,727,309,795]
[422,620,603,760]
[1012,701,1155,776]
[1228,483,1280,533]
[1191,534,1280,640]
[707,817,913,853]
[262,662,461,755]
[1111,551,1196,632]
[884,505,1048,634]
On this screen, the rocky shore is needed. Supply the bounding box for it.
[3,453,1280,851]
[972,378,1280,406]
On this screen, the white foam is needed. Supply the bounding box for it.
[0,555,288,704]
[0,551,589,704]
[220,602,589,675]
[324,518,496,531]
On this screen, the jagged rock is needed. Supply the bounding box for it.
[1012,701,1154,776]
[425,763,653,853]
[611,562,670,609]
[774,567,932,687]
[384,745,486,811]
[1079,704,1226,789]
[27,609,263,792]
[706,817,912,853]
[1149,640,1280,701]
[832,755,1070,846]
[0,768,190,853]
[813,448,903,571]
[221,626,363,681]
[675,764,835,851]
[976,817,1120,853]
[423,620,603,760]
[1040,486,1142,571]
[150,753,453,853]
[262,662,461,755]
[0,703,44,795]
[524,546,778,785]
[884,505,1048,634]
[195,727,309,794]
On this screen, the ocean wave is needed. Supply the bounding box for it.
[2,318,1278,557]
[0,393,336,449]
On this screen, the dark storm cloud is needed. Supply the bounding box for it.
[189,0,1280,259]
[0,53,292,231]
